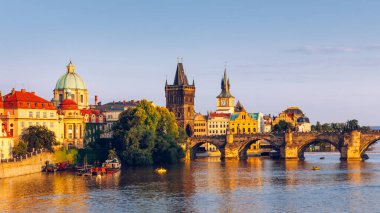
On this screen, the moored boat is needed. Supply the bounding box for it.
[102,158,121,173]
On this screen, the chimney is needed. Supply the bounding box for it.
[95,95,98,105]
[21,89,26,93]
[31,91,35,95]
[11,88,15,94]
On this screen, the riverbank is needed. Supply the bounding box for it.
[0,152,54,179]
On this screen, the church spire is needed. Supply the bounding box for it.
[217,67,234,98]
[173,62,189,86]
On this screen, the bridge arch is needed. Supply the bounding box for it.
[360,137,380,158]
[297,139,342,160]
[188,140,224,160]
[238,138,280,160]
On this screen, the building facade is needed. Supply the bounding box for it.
[0,89,60,143]
[165,62,195,136]
[0,120,13,160]
[229,111,259,134]
[58,99,84,149]
[81,109,106,146]
[53,61,89,109]
[207,112,230,136]
[193,113,207,137]
[272,106,311,132]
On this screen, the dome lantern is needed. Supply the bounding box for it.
[67,61,75,73]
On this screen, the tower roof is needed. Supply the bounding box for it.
[173,63,189,86]
[217,68,234,98]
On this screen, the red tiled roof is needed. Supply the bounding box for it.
[60,99,78,110]
[209,112,231,118]
[80,109,102,116]
[3,89,55,110]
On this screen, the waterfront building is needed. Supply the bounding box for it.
[296,117,311,132]
[194,113,207,137]
[165,61,195,136]
[263,115,273,133]
[272,106,311,132]
[57,98,84,149]
[95,100,138,138]
[207,112,230,136]
[0,89,60,143]
[216,69,235,114]
[0,120,13,160]
[229,104,259,134]
[52,61,89,109]
[81,109,106,146]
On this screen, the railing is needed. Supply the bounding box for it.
[0,148,46,163]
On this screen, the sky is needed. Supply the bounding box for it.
[0,0,379,125]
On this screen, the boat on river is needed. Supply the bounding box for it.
[155,167,167,175]
[312,166,320,170]
[102,158,121,173]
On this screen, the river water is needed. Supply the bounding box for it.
[2,151,380,212]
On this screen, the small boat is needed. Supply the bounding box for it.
[102,158,121,173]
[320,157,325,160]
[77,168,92,176]
[155,167,167,175]
[45,164,58,172]
[312,166,320,170]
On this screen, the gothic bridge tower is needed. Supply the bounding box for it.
[165,61,195,136]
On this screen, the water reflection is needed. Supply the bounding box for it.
[1,153,380,212]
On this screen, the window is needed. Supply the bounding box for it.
[81,95,84,103]
[29,122,33,126]
[29,111,33,118]
[68,125,73,139]
[50,122,54,128]
[43,122,47,127]
[36,122,40,126]
[59,94,63,102]
[36,112,40,118]
[21,122,25,128]
[43,112,47,118]
[50,112,55,118]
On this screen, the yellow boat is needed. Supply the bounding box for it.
[155,167,167,174]
[312,166,320,170]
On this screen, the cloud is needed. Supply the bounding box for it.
[284,45,354,54]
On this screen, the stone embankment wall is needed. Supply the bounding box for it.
[0,152,55,178]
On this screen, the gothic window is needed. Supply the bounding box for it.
[81,95,84,103]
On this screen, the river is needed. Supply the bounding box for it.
[2,151,380,212]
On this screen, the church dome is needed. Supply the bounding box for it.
[284,106,304,116]
[55,61,87,90]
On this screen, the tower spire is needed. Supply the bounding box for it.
[67,61,75,73]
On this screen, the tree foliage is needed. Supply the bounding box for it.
[21,125,57,152]
[311,119,371,133]
[12,140,28,156]
[272,120,294,132]
[112,100,185,166]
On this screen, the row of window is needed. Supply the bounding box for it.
[21,121,55,128]
[231,128,256,133]
[194,123,206,127]
[209,130,227,134]
[209,124,228,128]
[194,129,206,132]
[24,111,55,118]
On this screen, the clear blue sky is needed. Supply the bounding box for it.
[1,0,379,125]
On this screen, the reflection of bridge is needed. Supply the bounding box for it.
[186,131,380,160]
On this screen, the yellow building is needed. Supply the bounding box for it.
[58,99,84,149]
[194,113,207,137]
[0,89,61,143]
[229,110,259,134]
[0,120,13,160]
[53,61,89,109]
[272,106,311,132]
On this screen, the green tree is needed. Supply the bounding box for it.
[107,149,118,159]
[21,125,57,152]
[12,140,28,156]
[316,121,322,132]
[112,100,185,166]
[345,119,359,132]
[272,120,294,132]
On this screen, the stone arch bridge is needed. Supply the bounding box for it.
[186,131,380,160]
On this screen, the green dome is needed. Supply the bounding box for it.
[55,62,87,90]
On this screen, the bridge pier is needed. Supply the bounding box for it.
[346,131,362,160]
